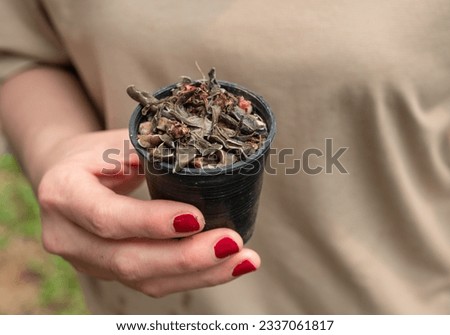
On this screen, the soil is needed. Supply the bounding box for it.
[0,235,51,314]
[0,126,52,315]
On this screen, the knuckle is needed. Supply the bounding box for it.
[41,229,63,255]
[111,250,141,282]
[37,173,60,212]
[141,283,167,298]
[174,249,197,273]
[172,239,204,273]
[90,205,116,239]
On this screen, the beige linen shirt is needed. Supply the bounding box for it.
[1,0,449,314]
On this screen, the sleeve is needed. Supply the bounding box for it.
[0,0,70,85]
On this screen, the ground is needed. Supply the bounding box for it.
[0,236,54,314]
[0,153,88,315]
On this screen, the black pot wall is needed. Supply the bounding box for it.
[129,81,276,243]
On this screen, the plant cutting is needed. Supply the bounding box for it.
[128,68,275,242]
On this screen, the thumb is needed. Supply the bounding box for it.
[96,145,145,195]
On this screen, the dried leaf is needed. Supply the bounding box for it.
[129,68,268,171]
[174,146,197,172]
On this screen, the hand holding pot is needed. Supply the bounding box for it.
[37,129,260,297]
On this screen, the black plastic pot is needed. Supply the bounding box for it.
[129,81,276,243]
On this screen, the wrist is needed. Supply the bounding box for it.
[0,66,103,190]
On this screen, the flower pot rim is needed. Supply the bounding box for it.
[129,80,276,176]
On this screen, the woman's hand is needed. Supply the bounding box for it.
[37,129,260,297]
[0,67,259,297]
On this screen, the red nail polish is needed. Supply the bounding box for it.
[173,214,200,233]
[232,260,257,277]
[214,237,239,259]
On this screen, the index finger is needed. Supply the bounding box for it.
[39,167,205,240]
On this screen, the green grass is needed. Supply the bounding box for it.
[0,234,8,250]
[0,154,88,314]
[27,257,88,314]
[0,154,40,238]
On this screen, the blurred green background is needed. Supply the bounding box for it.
[0,153,88,314]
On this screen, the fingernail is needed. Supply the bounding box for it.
[173,214,200,233]
[214,237,239,259]
[232,260,257,277]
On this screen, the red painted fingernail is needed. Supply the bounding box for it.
[214,237,239,259]
[173,214,200,233]
[232,260,257,277]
